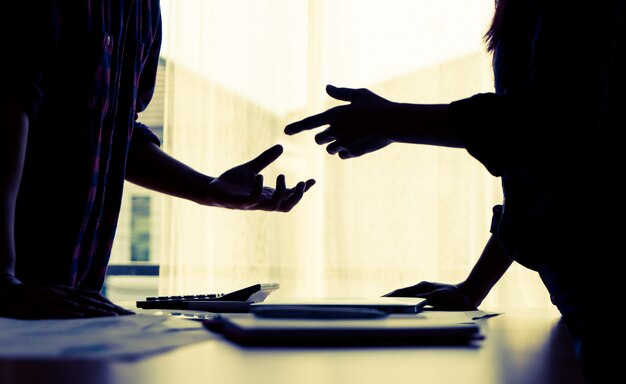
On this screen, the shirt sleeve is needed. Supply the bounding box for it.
[130,7,163,149]
[448,87,553,178]
[0,2,58,121]
[448,93,517,178]
[448,2,618,179]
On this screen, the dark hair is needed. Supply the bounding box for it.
[485,0,507,52]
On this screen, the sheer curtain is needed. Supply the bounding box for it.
[158,0,553,309]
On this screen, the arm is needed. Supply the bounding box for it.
[385,235,512,309]
[126,141,315,212]
[285,85,462,159]
[126,141,215,203]
[459,234,512,307]
[126,11,314,211]
[0,103,29,284]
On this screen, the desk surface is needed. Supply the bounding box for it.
[0,308,585,384]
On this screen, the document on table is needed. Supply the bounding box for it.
[203,309,496,346]
[0,313,214,360]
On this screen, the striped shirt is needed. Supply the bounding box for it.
[3,0,161,290]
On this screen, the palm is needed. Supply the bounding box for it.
[219,165,256,187]
[206,145,315,211]
[285,85,395,158]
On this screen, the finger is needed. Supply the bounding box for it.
[325,84,366,102]
[414,289,441,307]
[285,111,333,135]
[71,305,121,317]
[422,289,471,310]
[337,149,357,159]
[343,136,386,158]
[44,298,120,318]
[64,288,133,314]
[245,144,283,173]
[55,295,123,316]
[303,179,316,192]
[406,281,439,295]
[326,140,347,155]
[325,134,363,155]
[384,288,412,297]
[315,127,336,144]
[327,84,388,103]
[266,174,287,211]
[111,306,135,315]
[279,181,306,212]
[70,287,117,305]
[92,302,134,315]
[338,151,352,159]
[335,134,390,159]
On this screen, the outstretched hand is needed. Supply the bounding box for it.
[285,85,397,159]
[202,144,315,212]
[384,281,480,310]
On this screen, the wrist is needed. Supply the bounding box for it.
[389,103,458,147]
[385,102,416,143]
[0,272,21,285]
[456,280,485,308]
[190,174,217,206]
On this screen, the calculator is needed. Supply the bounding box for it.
[136,283,279,313]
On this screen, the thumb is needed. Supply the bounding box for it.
[245,144,283,173]
[326,84,366,103]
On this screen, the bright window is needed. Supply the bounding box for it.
[108,0,553,310]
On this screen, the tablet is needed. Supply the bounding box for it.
[203,312,480,346]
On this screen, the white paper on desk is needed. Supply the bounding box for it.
[0,314,214,360]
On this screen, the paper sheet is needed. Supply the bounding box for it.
[0,313,214,360]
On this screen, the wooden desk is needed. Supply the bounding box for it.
[0,309,585,384]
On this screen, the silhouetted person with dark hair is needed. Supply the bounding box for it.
[286,1,624,382]
[0,1,314,320]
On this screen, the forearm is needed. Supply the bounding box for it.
[389,103,464,148]
[0,102,29,280]
[460,234,512,306]
[126,142,213,203]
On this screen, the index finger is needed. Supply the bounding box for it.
[245,144,284,173]
[284,110,333,135]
